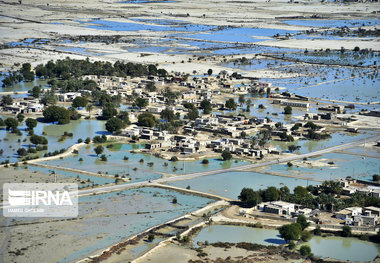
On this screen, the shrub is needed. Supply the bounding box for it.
[201,159,209,164]
[170,156,178,162]
[301,230,312,242]
[299,245,311,257]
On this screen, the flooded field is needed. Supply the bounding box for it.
[193,225,286,246]
[167,171,318,200]
[0,117,106,163]
[260,152,380,182]
[40,142,248,178]
[1,187,213,263]
[303,235,380,262]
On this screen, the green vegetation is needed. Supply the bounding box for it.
[72,96,88,108]
[238,188,262,207]
[284,106,292,114]
[225,98,237,111]
[299,245,312,257]
[137,112,156,127]
[200,99,212,114]
[30,134,48,145]
[94,145,104,156]
[25,118,37,130]
[4,117,18,132]
[279,223,302,242]
[43,106,71,124]
[201,159,209,164]
[341,225,352,237]
[221,150,232,161]
[105,117,124,133]
[297,215,310,230]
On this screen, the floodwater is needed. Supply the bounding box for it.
[304,235,380,262]
[0,117,106,163]
[261,152,380,182]
[167,171,318,199]
[193,225,286,246]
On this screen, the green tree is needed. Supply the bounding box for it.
[137,112,155,127]
[299,245,311,257]
[0,118,4,126]
[30,134,48,145]
[105,117,124,133]
[160,108,176,122]
[207,68,213,75]
[238,188,262,207]
[221,150,232,160]
[94,145,104,156]
[373,174,380,182]
[148,234,155,242]
[297,215,310,230]
[279,223,302,242]
[301,230,312,242]
[30,86,41,98]
[1,95,13,106]
[43,106,70,124]
[4,118,18,131]
[16,113,25,122]
[313,225,322,236]
[118,111,130,125]
[238,94,245,105]
[135,97,148,108]
[25,118,37,130]
[342,226,352,237]
[200,99,212,114]
[72,96,88,108]
[101,105,117,120]
[86,104,93,117]
[187,108,199,120]
[264,186,279,202]
[17,148,27,156]
[284,106,292,115]
[225,98,237,111]
[294,186,308,199]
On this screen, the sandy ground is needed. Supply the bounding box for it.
[0,0,378,75]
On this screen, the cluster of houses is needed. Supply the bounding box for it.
[335,206,379,227]
[0,98,43,114]
[338,178,380,197]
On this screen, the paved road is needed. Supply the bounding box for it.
[77,135,380,196]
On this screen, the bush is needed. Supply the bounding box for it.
[85,137,91,144]
[288,240,295,249]
[313,226,321,236]
[221,150,232,161]
[299,245,311,257]
[201,159,209,164]
[170,156,178,162]
[100,154,108,162]
[147,234,155,242]
[17,148,27,156]
[301,230,312,242]
[77,138,83,143]
[284,106,292,115]
[342,226,352,237]
[172,197,177,204]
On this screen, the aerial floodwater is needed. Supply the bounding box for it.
[0,0,379,263]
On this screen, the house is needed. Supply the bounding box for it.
[335,207,362,220]
[365,206,380,217]
[261,201,296,215]
[280,100,310,108]
[353,215,378,227]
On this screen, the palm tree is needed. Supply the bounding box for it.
[86,104,93,118]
